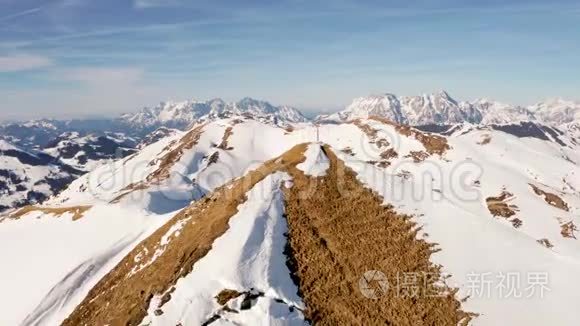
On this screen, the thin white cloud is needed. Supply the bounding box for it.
[0,19,225,49]
[0,66,178,120]
[0,7,42,23]
[0,54,52,72]
[60,67,145,85]
[134,0,185,9]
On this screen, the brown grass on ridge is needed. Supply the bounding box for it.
[109,124,206,203]
[10,205,91,221]
[282,146,473,325]
[529,183,569,211]
[62,143,309,326]
[146,124,206,183]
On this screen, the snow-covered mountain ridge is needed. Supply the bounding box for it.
[2,114,580,325]
[318,90,580,127]
[0,140,82,213]
[43,132,138,171]
[120,97,308,130]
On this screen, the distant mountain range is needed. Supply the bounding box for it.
[0,97,308,151]
[1,92,579,213]
[0,98,310,212]
[120,97,308,130]
[2,93,579,152]
[317,90,580,127]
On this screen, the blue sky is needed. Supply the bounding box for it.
[0,0,579,120]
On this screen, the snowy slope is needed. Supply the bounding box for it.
[0,140,81,212]
[2,116,580,325]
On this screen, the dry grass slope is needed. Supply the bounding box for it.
[62,144,309,326]
[9,205,91,221]
[282,146,473,325]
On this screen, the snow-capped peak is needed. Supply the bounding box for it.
[322,91,579,127]
[529,98,580,125]
[326,90,476,125]
[121,97,307,130]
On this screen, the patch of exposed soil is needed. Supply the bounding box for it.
[529,184,569,211]
[215,289,243,305]
[204,289,285,325]
[486,191,519,218]
[353,119,398,167]
[62,144,309,326]
[511,218,523,229]
[477,134,492,145]
[369,116,450,156]
[405,150,430,163]
[207,151,220,165]
[282,146,473,325]
[9,205,91,221]
[341,147,355,156]
[560,221,578,239]
[380,148,398,160]
[537,238,554,249]
[353,120,378,139]
[216,127,234,150]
